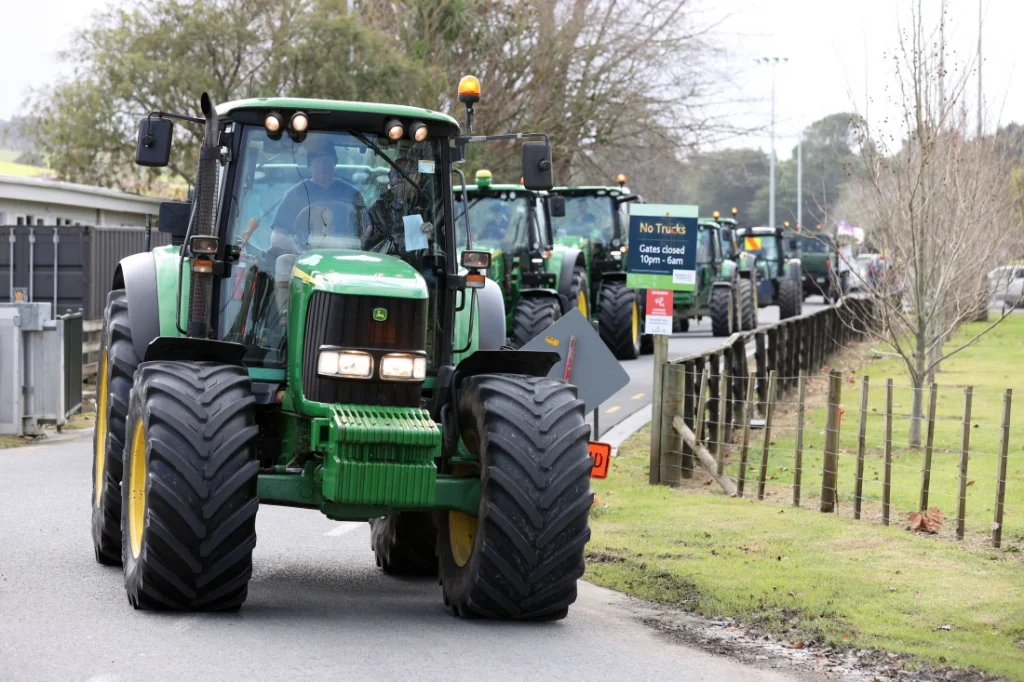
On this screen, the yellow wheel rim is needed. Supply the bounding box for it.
[128,419,148,559]
[448,511,478,568]
[577,290,588,319]
[631,299,639,343]
[93,349,109,507]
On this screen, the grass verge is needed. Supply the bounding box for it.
[589,428,1024,679]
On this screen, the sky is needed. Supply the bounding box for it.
[1,0,1021,158]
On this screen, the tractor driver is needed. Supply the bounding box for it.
[363,155,436,254]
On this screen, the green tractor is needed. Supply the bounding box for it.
[454,170,587,347]
[709,208,759,330]
[669,218,746,336]
[736,223,803,319]
[548,176,644,359]
[783,225,842,302]
[89,80,598,619]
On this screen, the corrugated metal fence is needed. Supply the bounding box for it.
[0,225,170,319]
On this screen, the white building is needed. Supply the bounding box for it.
[0,175,165,227]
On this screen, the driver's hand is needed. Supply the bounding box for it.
[270,228,299,253]
[421,221,434,237]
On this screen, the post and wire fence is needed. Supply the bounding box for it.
[649,299,1021,548]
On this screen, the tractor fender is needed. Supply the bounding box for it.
[555,247,585,303]
[717,260,738,282]
[736,253,756,278]
[711,280,734,289]
[476,277,507,351]
[520,287,569,312]
[112,252,162,361]
[784,258,802,280]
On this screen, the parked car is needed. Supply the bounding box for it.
[989,265,1024,307]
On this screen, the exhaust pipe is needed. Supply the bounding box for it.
[186,92,220,338]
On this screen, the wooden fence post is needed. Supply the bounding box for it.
[754,332,767,413]
[957,386,974,541]
[757,371,778,501]
[708,354,722,461]
[682,361,696,479]
[660,363,684,486]
[649,334,669,485]
[716,371,727,474]
[854,375,870,520]
[737,375,756,498]
[695,368,710,445]
[882,378,893,526]
[793,373,807,508]
[919,383,938,511]
[820,370,842,513]
[993,388,1013,548]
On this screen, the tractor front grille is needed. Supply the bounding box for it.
[302,291,427,407]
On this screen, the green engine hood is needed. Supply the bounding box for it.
[291,250,428,299]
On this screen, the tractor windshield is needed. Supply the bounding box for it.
[550,195,615,245]
[219,127,446,368]
[719,228,737,259]
[742,234,781,262]
[454,193,531,251]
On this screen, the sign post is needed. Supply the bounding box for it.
[625,204,699,485]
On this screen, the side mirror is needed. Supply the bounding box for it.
[158,201,192,246]
[136,117,173,167]
[549,195,566,218]
[522,141,554,190]
[461,250,491,270]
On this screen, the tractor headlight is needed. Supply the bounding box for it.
[611,251,622,260]
[380,353,427,381]
[318,349,373,379]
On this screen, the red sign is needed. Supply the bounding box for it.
[589,441,612,479]
[646,289,671,317]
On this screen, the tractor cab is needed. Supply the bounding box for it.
[736,223,803,318]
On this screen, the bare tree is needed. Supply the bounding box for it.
[840,1,1022,446]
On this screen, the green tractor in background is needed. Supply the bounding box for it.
[783,224,842,302]
[89,78,599,620]
[548,175,645,359]
[455,170,587,347]
[709,208,759,330]
[669,218,749,337]
[736,222,803,319]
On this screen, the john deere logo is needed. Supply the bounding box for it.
[372,307,388,322]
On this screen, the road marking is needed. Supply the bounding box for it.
[605,405,621,414]
[325,522,363,537]
[631,392,645,400]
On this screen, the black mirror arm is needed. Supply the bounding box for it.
[455,132,550,146]
[148,111,205,126]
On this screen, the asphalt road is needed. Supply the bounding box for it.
[592,298,829,437]
[0,437,803,682]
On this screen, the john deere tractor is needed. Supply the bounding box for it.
[548,175,644,359]
[89,78,598,620]
[736,223,803,319]
[709,208,758,330]
[454,170,587,347]
[669,218,742,337]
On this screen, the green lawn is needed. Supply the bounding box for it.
[589,426,1024,679]
[714,316,1024,544]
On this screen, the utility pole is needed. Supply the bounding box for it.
[757,57,788,228]
[796,132,803,230]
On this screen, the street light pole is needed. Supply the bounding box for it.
[757,57,788,228]
[797,131,803,230]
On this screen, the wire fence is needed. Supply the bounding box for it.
[656,364,1020,549]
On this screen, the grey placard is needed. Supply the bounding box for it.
[521,309,630,413]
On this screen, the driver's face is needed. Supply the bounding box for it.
[309,155,335,187]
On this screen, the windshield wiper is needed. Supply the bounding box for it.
[348,130,428,201]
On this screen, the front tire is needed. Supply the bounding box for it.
[739,279,757,330]
[91,290,141,566]
[512,296,561,347]
[371,512,438,576]
[438,374,593,620]
[567,266,589,319]
[598,281,640,359]
[710,286,734,337]
[121,362,259,611]
[778,278,801,319]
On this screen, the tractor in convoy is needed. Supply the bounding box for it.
[89,77,599,620]
[783,224,842,301]
[668,217,746,337]
[709,208,758,330]
[736,222,803,319]
[454,170,586,346]
[548,176,645,359]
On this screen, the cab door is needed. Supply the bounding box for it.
[695,226,713,306]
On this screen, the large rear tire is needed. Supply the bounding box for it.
[438,374,593,620]
[91,290,141,566]
[598,281,640,359]
[739,279,757,330]
[371,512,438,576]
[512,296,561,347]
[710,286,734,337]
[121,362,259,611]
[778,278,801,319]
